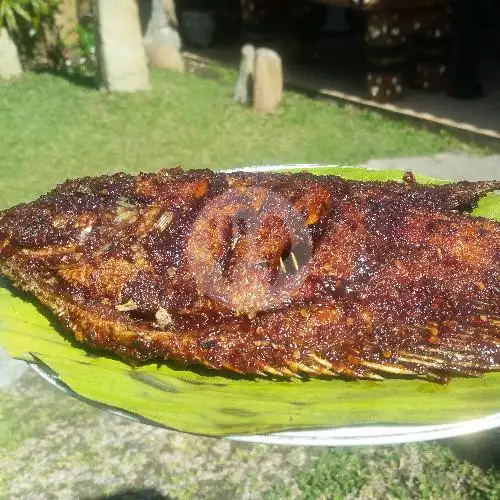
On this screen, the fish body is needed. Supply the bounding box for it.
[0,168,499,382]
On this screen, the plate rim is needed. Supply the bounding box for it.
[27,346,500,447]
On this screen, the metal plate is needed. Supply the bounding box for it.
[27,358,500,447]
[21,163,500,445]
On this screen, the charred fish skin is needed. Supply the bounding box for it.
[0,168,499,382]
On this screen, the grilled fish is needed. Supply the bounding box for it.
[0,168,499,382]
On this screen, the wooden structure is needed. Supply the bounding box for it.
[182,0,498,139]
[237,0,453,102]
[314,1,453,101]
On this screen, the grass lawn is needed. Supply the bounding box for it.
[0,68,484,210]
[0,69,499,499]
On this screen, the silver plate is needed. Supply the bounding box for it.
[24,164,500,446]
[27,358,500,447]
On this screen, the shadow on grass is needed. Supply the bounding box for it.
[86,489,173,500]
[33,68,97,89]
[445,429,500,470]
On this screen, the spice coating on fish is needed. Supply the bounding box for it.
[0,168,499,382]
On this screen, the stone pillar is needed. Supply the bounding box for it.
[0,28,23,80]
[142,0,180,48]
[94,0,150,92]
[140,0,184,72]
[253,48,283,113]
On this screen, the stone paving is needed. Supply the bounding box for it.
[360,152,500,182]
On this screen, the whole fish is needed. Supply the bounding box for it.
[0,168,498,382]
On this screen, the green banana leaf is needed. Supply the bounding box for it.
[1,165,499,437]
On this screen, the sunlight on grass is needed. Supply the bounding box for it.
[0,69,483,209]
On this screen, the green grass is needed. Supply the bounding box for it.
[0,68,484,209]
[0,68,497,498]
[267,442,500,499]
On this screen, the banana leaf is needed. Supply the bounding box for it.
[0,165,499,437]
